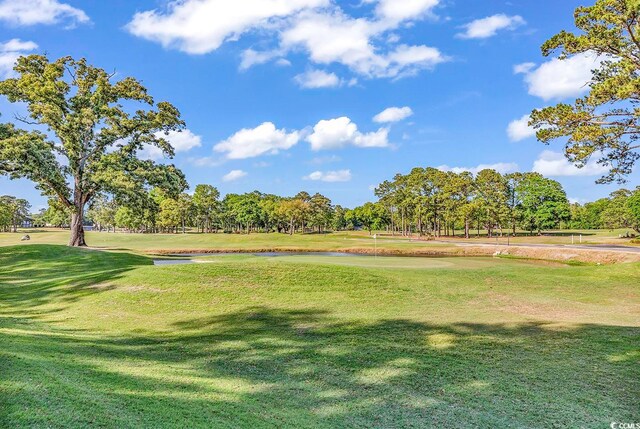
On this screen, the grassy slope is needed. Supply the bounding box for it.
[1,245,638,428]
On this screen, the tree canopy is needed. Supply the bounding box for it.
[0,55,187,246]
[530,0,640,183]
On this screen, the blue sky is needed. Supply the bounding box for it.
[0,0,637,209]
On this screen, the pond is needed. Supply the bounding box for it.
[152,251,564,269]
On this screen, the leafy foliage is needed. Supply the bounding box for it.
[530,0,640,183]
[0,55,187,245]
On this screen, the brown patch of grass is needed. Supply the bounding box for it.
[486,292,587,321]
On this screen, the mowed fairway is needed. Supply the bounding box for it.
[1,245,639,428]
[0,228,637,252]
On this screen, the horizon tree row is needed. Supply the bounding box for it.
[375,168,574,238]
[374,168,640,237]
[21,167,640,237]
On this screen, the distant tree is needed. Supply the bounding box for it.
[177,193,193,234]
[601,189,634,229]
[568,203,587,229]
[446,171,474,238]
[582,198,610,229]
[375,180,400,235]
[87,196,117,232]
[277,198,308,235]
[114,206,143,232]
[0,55,187,246]
[475,169,509,237]
[627,187,640,232]
[42,198,71,228]
[309,193,332,233]
[224,192,262,234]
[294,191,312,232]
[530,0,640,183]
[506,172,530,236]
[353,202,388,234]
[516,174,570,233]
[192,185,220,233]
[0,197,12,232]
[331,205,348,231]
[158,198,182,233]
[0,195,31,232]
[259,194,284,233]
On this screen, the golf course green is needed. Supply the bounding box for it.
[1,243,638,428]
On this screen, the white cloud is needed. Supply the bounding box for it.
[306,116,389,150]
[162,129,202,152]
[0,38,38,78]
[139,129,203,161]
[127,0,328,55]
[0,0,89,26]
[513,62,535,74]
[304,169,352,182]
[127,0,447,80]
[438,162,519,175]
[223,169,248,182]
[568,197,588,205]
[516,52,601,100]
[282,10,448,78]
[309,155,341,165]
[373,106,413,123]
[189,156,223,167]
[239,49,282,71]
[294,69,341,88]
[1,39,38,51]
[507,114,536,142]
[532,150,608,177]
[372,0,439,23]
[457,14,525,39]
[384,45,445,77]
[214,122,300,159]
[275,58,292,67]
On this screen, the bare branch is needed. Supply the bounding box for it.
[13,114,41,126]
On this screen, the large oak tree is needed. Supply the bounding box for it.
[0,55,187,246]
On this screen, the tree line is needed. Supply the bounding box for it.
[18,167,639,237]
[374,168,640,236]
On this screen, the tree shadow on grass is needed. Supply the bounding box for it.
[0,244,151,316]
[2,306,638,428]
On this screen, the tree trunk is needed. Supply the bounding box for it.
[390,207,395,236]
[69,211,87,247]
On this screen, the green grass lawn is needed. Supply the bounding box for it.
[0,228,637,253]
[0,229,444,252]
[1,244,638,428]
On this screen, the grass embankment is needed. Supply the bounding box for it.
[2,229,639,264]
[1,245,638,427]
